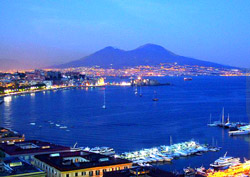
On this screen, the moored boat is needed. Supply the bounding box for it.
[184,77,192,81]
[229,129,250,136]
[210,153,240,168]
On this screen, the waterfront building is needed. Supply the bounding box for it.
[0,140,70,163]
[34,151,132,177]
[0,157,46,177]
[0,127,25,144]
[103,166,176,177]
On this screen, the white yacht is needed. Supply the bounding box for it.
[210,153,240,168]
[229,125,250,136]
[89,146,115,156]
[229,129,250,136]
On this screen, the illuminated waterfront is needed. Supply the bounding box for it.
[0,76,249,171]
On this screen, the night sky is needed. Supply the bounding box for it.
[0,0,250,68]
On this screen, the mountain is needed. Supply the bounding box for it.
[53,44,235,69]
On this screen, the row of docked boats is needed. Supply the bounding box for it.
[117,140,220,165]
[73,145,116,156]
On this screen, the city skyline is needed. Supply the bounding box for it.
[1,0,250,69]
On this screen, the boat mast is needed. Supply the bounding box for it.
[224,152,228,158]
[222,107,225,125]
[170,136,173,146]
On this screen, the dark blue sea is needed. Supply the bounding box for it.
[1,76,250,171]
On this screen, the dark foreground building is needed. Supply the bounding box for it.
[0,157,46,177]
[103,166,176,177]
[0,127,25,143]
[0,140,70,163]
[34,151,132,177]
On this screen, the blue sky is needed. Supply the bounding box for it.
[0,0,250,68]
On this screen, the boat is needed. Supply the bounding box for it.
[183,167,196,176]
[119,140,218,164]
[139,86,143,97]
[209,147,221,152]
[229,124,250,136]
[229,129,250,136]
[196,166,206,176]
[210,152,240,168]
[152,91,159,101]
[134,85,138,95]
[30,123,36,125]
[218,107,229,127]
[102,88,106,109]
[184,77,192,81]
[55,124,60,127]
[60,126,68,129]
[207,114,218,127]
[224,114,231,128]
[99,147,115,156]
[89,146,115,156]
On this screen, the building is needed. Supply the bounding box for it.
[103,166,176,177]
[0,140,70,163]
[0,157,46,177]
[0,127,25,144]
[34,151,132,177]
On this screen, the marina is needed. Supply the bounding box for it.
[207,107,250,137]
[118,140,220,166]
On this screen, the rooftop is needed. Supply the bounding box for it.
[34,151,131,171]
[103,166,176,177]
[0,140,70,156]
[0,157,45,176]
[0,127,24,141]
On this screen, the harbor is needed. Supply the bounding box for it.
[0,76,249,174]
[1,126,250,176]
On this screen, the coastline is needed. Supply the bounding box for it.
[0,85,106,98]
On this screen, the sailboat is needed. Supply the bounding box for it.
[207,114,218,127]
[218,107,226,127]
[139,86,143,97]
[152,91,159,101]
[102,88,106,109]
[224,114,231,128]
